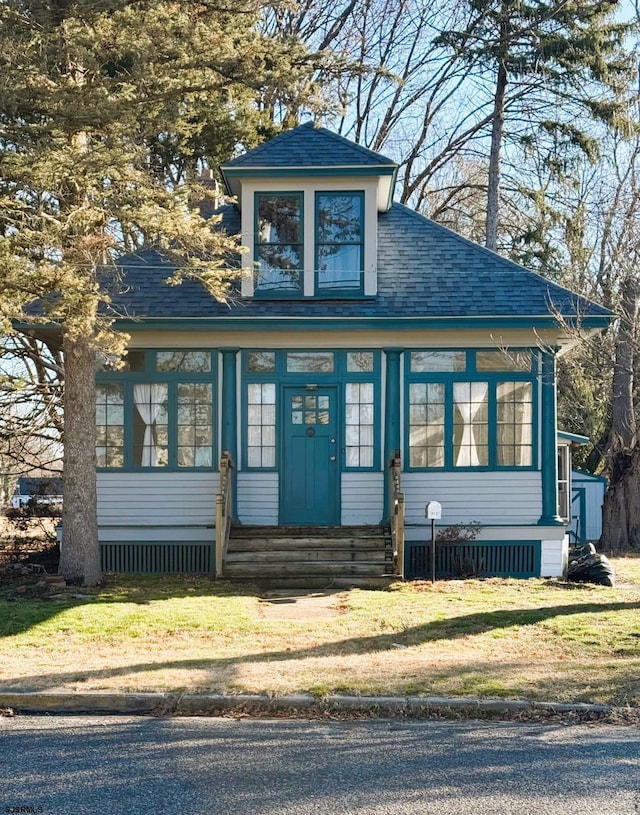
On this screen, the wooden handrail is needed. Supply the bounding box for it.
[215,451,234,577]
[388,449,405,579]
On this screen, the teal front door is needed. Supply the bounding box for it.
[281,386,339,525]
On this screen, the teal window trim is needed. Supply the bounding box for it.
[404,348,538,472]
[254,191,304,299]
[96,349,217,472]
[241,349,381,471]
[314,191,365,297]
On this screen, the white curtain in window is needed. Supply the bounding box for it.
[133,383,165,466]
[453,382,488,466]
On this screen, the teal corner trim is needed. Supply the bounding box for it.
[538,349,564,526]
[383,348,403,520]
[221,349,239,518]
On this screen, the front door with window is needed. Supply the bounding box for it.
[281,386,339,525]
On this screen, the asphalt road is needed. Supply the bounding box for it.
[0,716,639,815]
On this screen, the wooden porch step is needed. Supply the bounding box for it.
[230,525,385,539]
[226,548,385,563]
[223,524,393,590]
[223,561,390,578]
[231,575,397,591]
[227,537,385,552]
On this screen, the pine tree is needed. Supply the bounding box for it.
[0,0,324,584]
[437,0,632,251]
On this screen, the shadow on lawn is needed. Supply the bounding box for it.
[2,598,640,697]
[0,575,256,641]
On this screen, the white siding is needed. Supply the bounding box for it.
[541,535,569,577]
[341,472,384,525]
[237,471,279,525]
[97,472,217,526]
[402,471,542,526]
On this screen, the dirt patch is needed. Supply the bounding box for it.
[258,590,346,621]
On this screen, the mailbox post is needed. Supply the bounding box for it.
[426,501,442,584]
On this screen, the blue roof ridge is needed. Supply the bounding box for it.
[389,202,611,317]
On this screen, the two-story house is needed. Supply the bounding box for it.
[93,122,610,586]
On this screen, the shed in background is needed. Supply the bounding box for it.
[570,470,606,544]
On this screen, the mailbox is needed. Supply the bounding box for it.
[426,501,442,520]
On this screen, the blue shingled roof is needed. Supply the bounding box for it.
[103,202,610,323]
[221,122,397,170]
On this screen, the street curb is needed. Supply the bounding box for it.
[0,691,619,718]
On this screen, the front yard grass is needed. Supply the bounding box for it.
[1,557,639,706]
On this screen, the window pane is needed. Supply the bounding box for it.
[347,352,374,372]
[255,246,301,291]
[410,351,466,372]
[246,383,277,468]
[409,380,445,468]
[156,351,211,372]
[286,352,334,373]
[476,350,532,372]
[497,381,533,466]
[453,382,488,467]
[345,381,375,468]
[316,193,363,291]
[96,384,124,469]
[175,383,213,469]
[248,352,276,372]
[257,195,302,244]
[255,195,302,293]
[133,383,168,467]
[317,246,361,290]
[317,194,362,243]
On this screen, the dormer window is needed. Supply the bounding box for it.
[316,192,363,294]
[255,193,303,295]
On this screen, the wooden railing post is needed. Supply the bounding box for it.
[388,450,405,579]
[396,493,405,580]
[214,451,234,577]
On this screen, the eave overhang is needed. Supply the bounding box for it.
[105,314,612,332]
[220,165,398,211]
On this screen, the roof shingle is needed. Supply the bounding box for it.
[221,122,397,170]
[104,202,610,323]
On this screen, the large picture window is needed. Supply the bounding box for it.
[255,193,303,294]
[315,192,363,293]
[96,350,215,470]
[406,350,535,470]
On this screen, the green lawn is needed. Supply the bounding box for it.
[1,557,639,706]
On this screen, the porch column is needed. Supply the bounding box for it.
[383,348,403,521]
[220,348,239,518]
[538,348,563,526]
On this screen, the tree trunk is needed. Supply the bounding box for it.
[485,43,508,253]
[600,274,640,551]
[600,447,640,551]
[59,334,101,585]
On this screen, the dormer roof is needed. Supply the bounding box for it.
[220,122,398,209]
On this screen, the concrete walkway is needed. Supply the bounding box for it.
[258,590,345,620]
